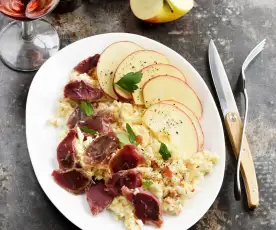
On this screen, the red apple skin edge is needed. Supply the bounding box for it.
[145,17,159,23]
[139,63,187,86]
[141,63,186,80]
[132,64,187,104]
[142,75,203,119]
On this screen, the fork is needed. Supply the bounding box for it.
[234,39,266,201]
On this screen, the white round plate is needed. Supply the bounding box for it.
[26,33,225,230]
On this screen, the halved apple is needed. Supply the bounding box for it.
[114,50,169,100]
[161,100,204,149]
[143,75,202,119]
[130,0,194,23]
[97,41,143,99]
[143,103,198,155]
[133,64,186,105]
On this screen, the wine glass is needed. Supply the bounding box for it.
[0,0,60,71]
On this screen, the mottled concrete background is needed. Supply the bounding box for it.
[0,0,276,229]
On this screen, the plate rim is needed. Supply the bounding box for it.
[26,32,226,230]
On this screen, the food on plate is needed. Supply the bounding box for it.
[113,50,169,100]
[50,42,218,230]
[67,106,86,129]
[105,169,142,196]
[52,168,91,194]
[97,41,143,100]
[142,75,203,118]
[122,186,163,227]
[56,129,77,170]
[109,144,145,173]
[130,0,194,23]
[133,64,186,105]
[143,103,198,155]
[64,80,104,101]
[162,100,204,149]
[86,180,114,215]
[84,132,120,165]
[74,54,100,74]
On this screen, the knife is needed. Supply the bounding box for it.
[208,40,259,208]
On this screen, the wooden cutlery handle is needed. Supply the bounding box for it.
[225,112,259,208]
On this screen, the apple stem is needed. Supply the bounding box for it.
[164,0,174,13]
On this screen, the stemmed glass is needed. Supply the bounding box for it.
[0,0,60,71]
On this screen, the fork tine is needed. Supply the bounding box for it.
[243,40,266,68]
[243,45,264,69]
[242,39,266,70]
[244,40,266,66]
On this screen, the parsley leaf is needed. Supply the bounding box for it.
[115,72,142,93]
[159,142,171,160]
[126,123,137,145]
[142,180,153,189]
[80,101,94,116]
[80,126,98,135]
[116,124,138,147]
[116,133,131,146]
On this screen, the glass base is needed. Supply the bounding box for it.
[0,19,60,72]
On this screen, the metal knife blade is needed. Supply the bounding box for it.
[208,40,239,117]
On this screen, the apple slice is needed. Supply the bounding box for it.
[133,64,186,105]
[143,75,203,119]
[143,103,198,155]
[162,100,204,149]
[114,50,169,100]
[97,41,143,99]
[130,0,193,23]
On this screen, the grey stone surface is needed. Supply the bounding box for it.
[0,0,276,229]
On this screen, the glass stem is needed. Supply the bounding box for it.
[21,21,34,41]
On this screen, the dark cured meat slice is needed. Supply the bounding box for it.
[74,54,100,74]
[64,80,104,102]
[52,169,91,194]
[86,180,113,215]
[122,186,163,227]
[109,144,144,173]
[105,170,142,196]
[84,132,120,165]
[78,110,115,134]
[57,129,76,170]
[95,110,116,123]
[67,107,86,129]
